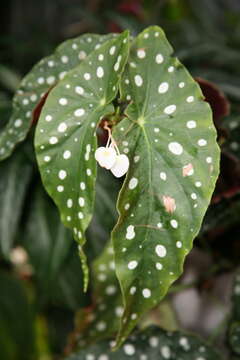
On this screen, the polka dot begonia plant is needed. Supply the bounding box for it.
[65,325,221,360]
[16,25,219,347]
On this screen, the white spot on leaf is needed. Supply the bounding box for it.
[126,225,135,240]
[158,82,169,94]
[96,66,104,78]
[129,178,138,189]
[155,245,167,257]
[137,49,146,59]
[164,105,176,115]
[168,142,183,155]
[142,288,151,298]
[134,75,143,87]
[128,261,138,270]
[155,54,164,64]
[187,120,196,129]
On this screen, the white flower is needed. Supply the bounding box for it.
[110,154,129,178]
[95,123,130,177]
[94,146,117,169]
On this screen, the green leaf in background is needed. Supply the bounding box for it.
[35,31,130,290]
[222,114,240,160]
[86,167,120,260]
[111,26,220,346]
[0,33,115,161]
[65,325,221,360]
[0,271,36,360]
[0,146,33,258]
[22,185,87,309]
[228,269,240,355]
[0,64,21,92]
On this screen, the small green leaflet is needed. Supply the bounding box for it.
[0,33,114,161]
[111,26,220,346]
[35,31,130,290]
[75,241,122,347]
[72,169,121,346]
[65,326,221,360]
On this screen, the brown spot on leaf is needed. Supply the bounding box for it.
[162,195,176,213]
[182,163,194,177]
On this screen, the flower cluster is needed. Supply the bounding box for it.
[94,123,129,178]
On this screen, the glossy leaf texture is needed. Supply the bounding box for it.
[65,326,221,360]
[0,33,114,161]
[35,31,130,290]
[111,26,220,346]
[0,146,33,258]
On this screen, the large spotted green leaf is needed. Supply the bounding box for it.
[35,31,130,290]
[0,33,115,161]
[65,326,221,360]
[111,26,220,346]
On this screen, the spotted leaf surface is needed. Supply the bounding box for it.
[35,31,130,289]
[65,326,221,360]
[111,26,220,345]
[0,33,115,161]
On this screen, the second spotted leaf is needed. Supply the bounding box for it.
[35,31,130,289]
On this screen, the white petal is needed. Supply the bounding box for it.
[94,146,117,169]
[110,154,129,178]
[95,147,106,162]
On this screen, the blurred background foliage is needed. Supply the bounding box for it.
[1,0,240,359]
